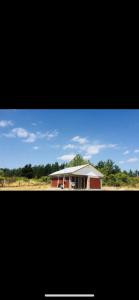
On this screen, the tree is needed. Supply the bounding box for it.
[104,159,115,175]
[0,169,4,177]
[32,165,46,178]
[96,159,121,176]
[67,154,89,167]
[113,164,121,174]
[128,169,133,177]
[123,170,128,175]
[22,164,33,179]
[133,170,139,177]
[96,161,105,169]
[51,162,59,173]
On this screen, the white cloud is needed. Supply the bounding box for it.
[2,127,37,143]
[63,144,77,150]
[107,144,118,148]
[23,133,37,143]
[62,140,118,159]
[33,146,39,150]
[119,157,139,164]
[47,132,58,139]
[134,149,139,153]
[58,154,75,161]
[3,128,29,139]
[85,144,105,155]
[12,128,29,138]
[37,130,58,140]
[123,150,130,155]
[11,128,37,143]
[2,127,58,143]
[32,122,37,126]
[84,143,117,155]
[0,120,13,127]
[72,136,88,144]
[127,157,139,163]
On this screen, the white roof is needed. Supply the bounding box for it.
[49,164,104,177]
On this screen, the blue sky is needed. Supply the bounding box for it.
[0,109,139,170]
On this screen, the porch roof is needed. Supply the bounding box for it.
[49,164,104,178]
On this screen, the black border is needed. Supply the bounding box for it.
[0,94,139,108]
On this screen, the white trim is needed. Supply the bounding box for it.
[57,176,59,188]
[69,176,71,189]
[87,176,90,189]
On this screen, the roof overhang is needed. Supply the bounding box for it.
[49,164,104,178]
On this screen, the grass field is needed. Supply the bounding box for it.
[0,181,51,190]
[0,184,139,190]
[102,186,139,190]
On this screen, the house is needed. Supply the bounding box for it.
[49,164,104,189]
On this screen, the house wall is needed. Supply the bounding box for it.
[58,177,63,186]
[51,176,101,189]
[64,177,69,188]
[90,178,101,189]
[51,177,58,187]
[51,177,69,188]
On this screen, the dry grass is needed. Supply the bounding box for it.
[1,183,139,191]
[0,183,51,191]
[102,186,139,190]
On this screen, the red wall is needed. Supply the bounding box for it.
[64,178,69,188]
[90,178,101,189]
[51,177,58,187]
[51,177,69,188]
[52,177,100,189]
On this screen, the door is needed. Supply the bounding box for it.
[90,178,101,189]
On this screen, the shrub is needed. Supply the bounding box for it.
[39,176,51,183]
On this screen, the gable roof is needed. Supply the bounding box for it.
[49,164,88,176]
[49,164,104,177]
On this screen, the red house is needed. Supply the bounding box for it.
[49,164,104,190]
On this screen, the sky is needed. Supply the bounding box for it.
[0,109,139,170]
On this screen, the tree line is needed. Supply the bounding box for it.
[0,162,66,179]
[96,159,139,187]
[0,154,139,186]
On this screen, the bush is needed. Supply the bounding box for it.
[102,172,139,187]
[128,177,139,187]
[103,173,132,187]
[35,176,51,183]
[39,176,51,183]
